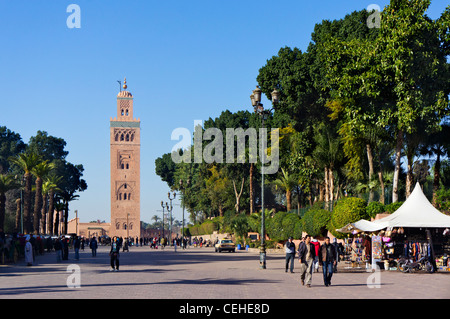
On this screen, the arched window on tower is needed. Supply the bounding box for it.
[123,223,127,230]
[126,109,129,116]
[120,134,124,141]
[128,193,131,200]
[124,193,127,200]
[116,223,120,230]
[131,134,134,142]
[126,163,129,169]
[115,134,119,142]
[129,223,133,230]
[121,109,124,116]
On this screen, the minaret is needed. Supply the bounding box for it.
[110,78,141,239]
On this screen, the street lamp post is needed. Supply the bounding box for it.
[160,201,167,240]
[179,179,190,249]
[250,85,279,269]
[168,192,176,246]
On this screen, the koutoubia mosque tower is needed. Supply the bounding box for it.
[110,78,141,239]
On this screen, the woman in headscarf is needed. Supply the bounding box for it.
[25,235,33,266]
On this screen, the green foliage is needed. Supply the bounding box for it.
[281,213,302,239]
[247,213,261,233]
[265,211,302,241]
[366,201,385,219]
[435,187,450,213]
[0,126,26,174]
[231,213,249,239]
[222,210,236,233]
[303,208,331,238]
[155,153,177,188]
[330,197,368,238]
[266,211,287,241]
[385,201,404,214]
[188,219,219,236]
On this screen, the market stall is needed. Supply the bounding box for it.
[337,183,450,272]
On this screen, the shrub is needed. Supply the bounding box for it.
[188,219,219,236]
[436,187,450,213]
[330,197,368,239]
[247,213,261,233]
[223,210,236,233]
[302,208,331,238]
[281,213,302,239]
[366,202,385,219]
[385,201,404,214]
[231,214,249,239]
[266,211,287,241]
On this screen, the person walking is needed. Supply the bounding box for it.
[90,236,98,257]
[110,237,120,272]
[62,236,69,261]
[74,236,80,260]
[319,237,337,287]
[25,235,33,266]
[285,237,296,273]
[311,238,320,273]
[54,238,62,263]
[123,238,129,252]
[298,235,315,288]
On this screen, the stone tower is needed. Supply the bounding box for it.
[110,78,141,239]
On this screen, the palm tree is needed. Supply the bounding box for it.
[312,123,343,208]
[44,174,62,235]
[15,198,21,233]
[58,191,79,234]
[272,167,298,212]
[54,201,65,236]
[9,152,42,234]
[42,177,61,234]
[0,174,20,232]
[31,161,55,234]
[420,124,450,205]
[151,215,161,228]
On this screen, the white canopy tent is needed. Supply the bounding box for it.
[337,182,450,233]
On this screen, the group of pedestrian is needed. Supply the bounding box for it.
[53,236,71,263]
[285,235,340,288]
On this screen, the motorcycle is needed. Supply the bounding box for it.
[398,255,435,273]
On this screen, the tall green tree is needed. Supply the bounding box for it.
[0,126,26,174]
[0,174,19,232]
[272,167,298,212]
[42,175,61,235]
[9,152,42,234]
[31,161,55,234]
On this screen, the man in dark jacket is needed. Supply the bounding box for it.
[90,236,98,257]
[319,237,337,286]
[74,236,80,260]
[297,235,316,287]
[285,237,296,273]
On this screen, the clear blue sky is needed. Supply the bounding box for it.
[0,1,447,224]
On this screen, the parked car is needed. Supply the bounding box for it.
[215,239,235,253]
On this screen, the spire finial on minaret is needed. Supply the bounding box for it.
[123,77,127,90]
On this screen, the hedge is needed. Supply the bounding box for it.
[330,197,368,239]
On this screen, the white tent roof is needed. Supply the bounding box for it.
[371,182,450,228]
[336,219,389,233]
[337,183,450,233]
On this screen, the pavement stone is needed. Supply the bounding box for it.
[0,245,449,299]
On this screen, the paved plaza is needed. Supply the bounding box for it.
[0,246,449,299]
